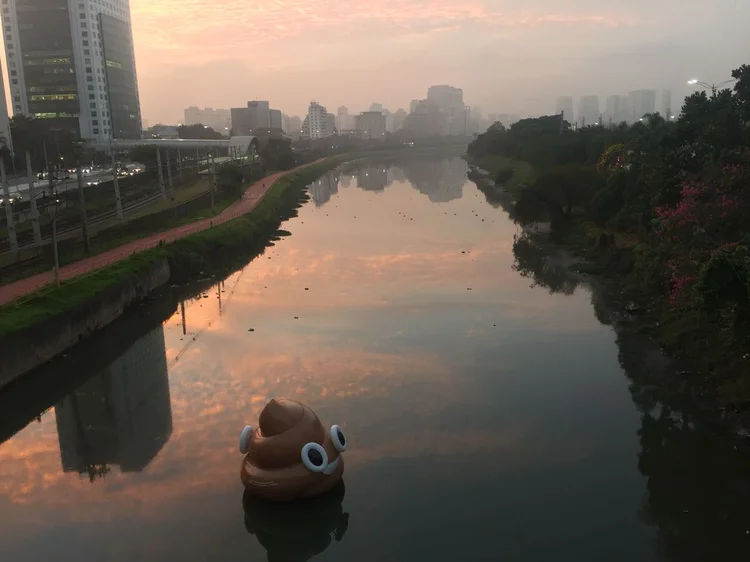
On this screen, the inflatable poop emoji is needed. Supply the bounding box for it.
[243,481,349,561]
[239,399,346,501]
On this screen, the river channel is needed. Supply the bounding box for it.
[2,154,750,561]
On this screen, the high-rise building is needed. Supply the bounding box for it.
[578,95,600,127]
[356,111,387,140]
[661,90,672,120]
[247,100,270,128]
[282,114,302,140]
[369,102,384,113]
[0,67,10,150]
[2,0,142,141]
[555,96,574,125]
[269,109,282,130]
[604,95,629,126]
[303,101,334,139]
[628,89,657,122]
[183,106,231,131]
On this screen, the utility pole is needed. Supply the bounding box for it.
[43,142,50,176]
[195,147,200,173]
[177,148,183,184]
[210,150,216,211]
[156,147,167,200]
[166,149,174,191]
[1,160,18,254]
[25,151,42,248]
[46,176,61,286]
[76,166,91,253]
[111,149,123,220]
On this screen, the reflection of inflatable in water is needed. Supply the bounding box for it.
[239,399,346,501]
[243,481,349,562]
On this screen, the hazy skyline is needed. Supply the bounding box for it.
[4,0,750,125]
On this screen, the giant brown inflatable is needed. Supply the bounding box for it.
[239,398,346,501]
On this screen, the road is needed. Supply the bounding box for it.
[0,166,300,305]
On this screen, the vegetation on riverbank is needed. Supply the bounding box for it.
[0,158,344,337]
[468,63,750,407]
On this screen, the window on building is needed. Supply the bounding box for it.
[88,85,94,90]
[10,70,15,76]
[11,79,16,84]
[4,26,10,32]
[84,49,89,55]
[92,120,98,125]
[89,94,95,100]
[13,96,20,102]
[90,102,96,108]
[85,58,91,64]
[87,76,93,82]
[82,31,88,37]
[80,13,85,18]
[82,40,88,46]
[92,111,97,116]
[93,128,99,134]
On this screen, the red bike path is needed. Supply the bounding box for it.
[0,167,299,306]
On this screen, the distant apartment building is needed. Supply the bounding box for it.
[578,95,600,127]
[392,108,407,132]
[336,105,355,132]
[410,99,420,113]
[427,85,465,135]
[2,0,142,141]
[282,114,302,140]
[555,96,574,124]
[356,111,387,140]
[604,95,630,126]
[302,101,335,139]
[661,90,673,119]
[230,100,281,136]
[628,89,657,122]
[0,69,10,150]
[403,99,446,137]
[183,106,231,132]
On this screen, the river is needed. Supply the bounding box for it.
[1,154,750,561]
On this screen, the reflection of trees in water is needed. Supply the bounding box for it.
[511,234,579,295]
[617,330,750,562]
[399,157,467,203]
[515,228,750,558]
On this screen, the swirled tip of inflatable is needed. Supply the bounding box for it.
[239,425,253,454]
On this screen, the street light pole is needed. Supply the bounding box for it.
[687,78,737,96]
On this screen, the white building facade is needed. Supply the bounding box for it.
[2,0,142,141]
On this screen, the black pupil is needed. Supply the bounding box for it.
[336,428,346,446]
[308,448,324,466]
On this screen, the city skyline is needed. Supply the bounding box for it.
[1,0,746,127]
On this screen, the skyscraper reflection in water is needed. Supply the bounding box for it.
[400,157,467,203]
[54,326,172,480]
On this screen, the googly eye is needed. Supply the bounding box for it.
[239,425,253,454]
[301,442,328,473]
[330,424,347,452]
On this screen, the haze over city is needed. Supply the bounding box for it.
[120,0,749,124]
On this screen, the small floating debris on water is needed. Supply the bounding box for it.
[304,288,309,291]
[467,288,472,291]
[461,251,466,254]
[248,328,255,332]
[294,316,299,319]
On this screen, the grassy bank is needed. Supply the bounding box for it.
[0,158,344,337]
[464,155,535,197]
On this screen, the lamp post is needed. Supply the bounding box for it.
[687,78,737,96]
[43,175,61,286]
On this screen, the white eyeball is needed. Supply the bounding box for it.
[330,424,347,452]
[301,442,328,473]
[239,425,253,454]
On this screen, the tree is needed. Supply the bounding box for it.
[9,115,83,171]
[259,138,295,171]
[177,124,224,140]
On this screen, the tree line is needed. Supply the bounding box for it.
[468,63,750,394]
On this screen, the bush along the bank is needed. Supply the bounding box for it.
[0,159,344,337]
[468,63,750,403]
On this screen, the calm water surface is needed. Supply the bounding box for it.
[2,155,750,561]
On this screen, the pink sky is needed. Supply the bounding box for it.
[3,0,750,125]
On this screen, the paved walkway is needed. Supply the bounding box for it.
[0,166,303,305]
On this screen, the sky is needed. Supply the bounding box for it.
[4,0,750,125]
